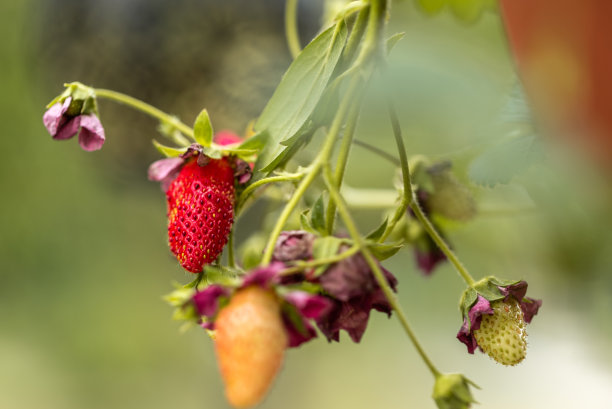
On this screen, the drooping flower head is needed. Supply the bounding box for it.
[403,157,477,276]
[456,277,542,365]
[43,82,105,151]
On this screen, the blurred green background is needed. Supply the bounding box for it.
[1,1,612,408]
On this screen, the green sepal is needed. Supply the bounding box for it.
[366,217,388,241]
[459,275,522,322]
[163,285,200,324]
[152,139,186,158]
[310,194,327,234]
[311,236,343,277]
[193,108,213,147]
[200,145,223,160]
[459,287,478,321]
[300,209,318,234]
[366,241,402,261]
[217,130,267,162]
[47,82,98,116]
[386,32,405,55]
[203,264,243,287]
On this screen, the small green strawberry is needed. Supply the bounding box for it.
[473,298,527,366]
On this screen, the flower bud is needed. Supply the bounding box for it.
[432,373,478,409]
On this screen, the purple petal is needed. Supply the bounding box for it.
[415,246,447,275]
[333,298,372,343]
[43,97,71,136]
[319,252,375,301]
[234,159,252,185]
[54,116,81,141]
[272,230,315,263]
[315,297,373,343]
[282,314,318,348]
[498,281,528,302]
[77,114,106,151]
[284,291,332,319]
[520,297,542,323]
[147,158,185,182]
[456,295,494,354]
[241,262,285,289]
[456,319,480,354]
[192,285,230,317]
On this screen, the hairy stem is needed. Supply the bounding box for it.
[237,173,305,212]
[323,164,441,378]
[95,89,194,140]
[387,101,476,286]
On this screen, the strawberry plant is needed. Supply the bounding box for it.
[42,1,542,408]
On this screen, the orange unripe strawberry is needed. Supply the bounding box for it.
[214,286,288,408]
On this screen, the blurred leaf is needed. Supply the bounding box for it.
[468,134,542,187]
[193,108,213,147]
[415,0,446,15]
[255,21,348,172]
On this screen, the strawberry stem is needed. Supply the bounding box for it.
[284,0,301,59]
[94,88,195,144]
[322,163,442,378]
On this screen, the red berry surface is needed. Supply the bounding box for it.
[167,158,235,273]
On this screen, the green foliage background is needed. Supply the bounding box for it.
[1,1,611,408]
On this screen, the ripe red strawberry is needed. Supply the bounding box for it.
[214,286,288,408]
[166,157,235,273]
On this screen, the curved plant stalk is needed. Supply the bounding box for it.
[387,101,476,287]
[323,164,442,378]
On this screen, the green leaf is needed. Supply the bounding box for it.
[153,140,185,157]
[254,21,348,172]
[385,32,405,55]
[310,194,326,234]
[367,242,402,261]
[193,109,213,147]
[366,218,388,241]
[237,131,268,153]
[468,134,542,187]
